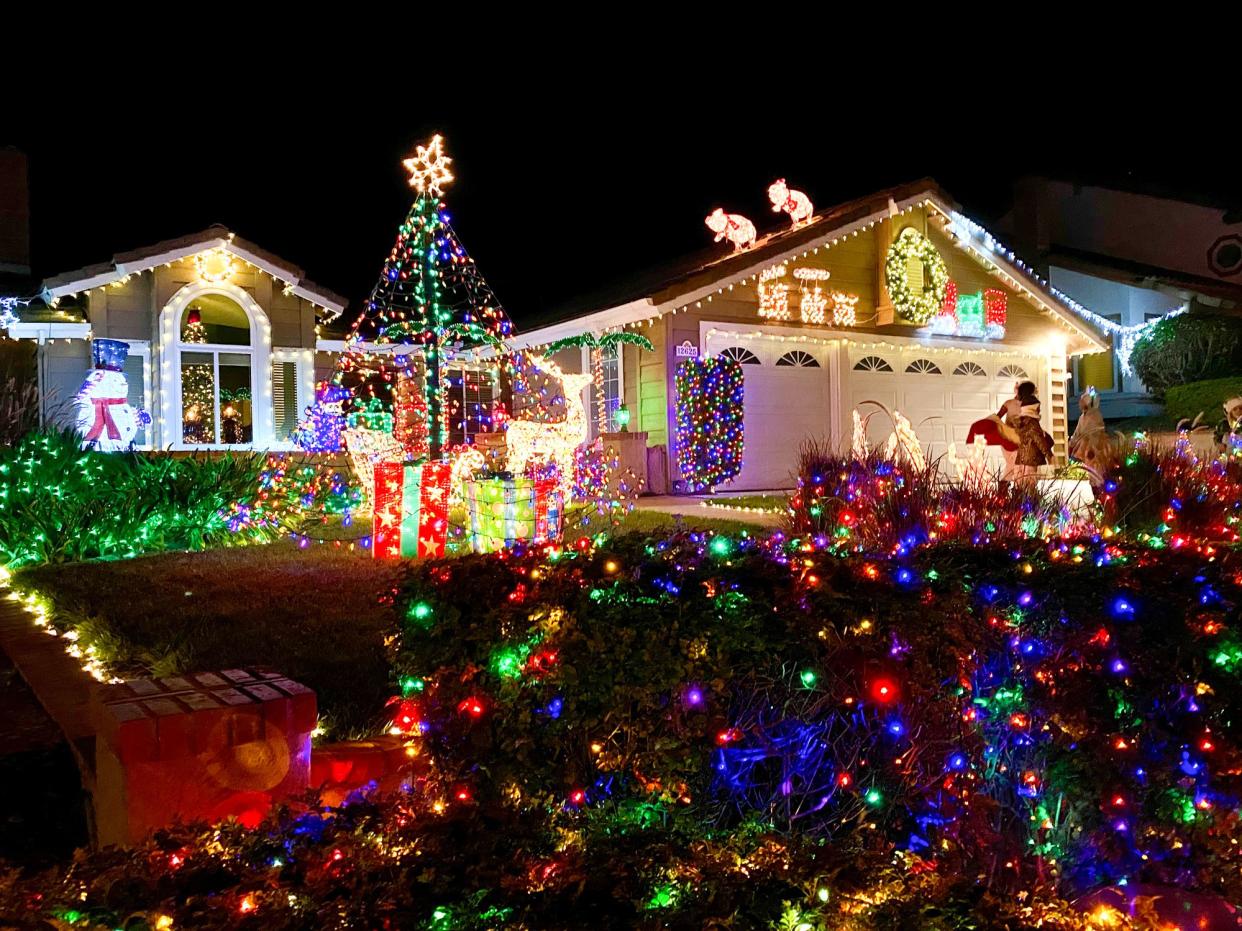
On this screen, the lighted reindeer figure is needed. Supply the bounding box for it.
[505,358,594,502]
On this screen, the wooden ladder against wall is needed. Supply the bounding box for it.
[1048,360,1069,465]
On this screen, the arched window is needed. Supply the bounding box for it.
[853,355,893,372]
[952,361,987,377]
[776,350,820,367]
[905,358,942,375]
[719,346,761,365]
[997,364,1029,379]
[161,282,271,449]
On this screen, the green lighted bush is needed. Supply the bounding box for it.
[0,429,268,567]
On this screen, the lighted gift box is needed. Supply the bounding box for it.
[464,475,563,553]
[372,460,451,559]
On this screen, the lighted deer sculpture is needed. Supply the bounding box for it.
[505,358,594,502]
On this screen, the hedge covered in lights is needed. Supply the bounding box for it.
[0,429,361,568]
[8,530,1242,927]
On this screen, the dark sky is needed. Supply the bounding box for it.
[7,68,1236,331]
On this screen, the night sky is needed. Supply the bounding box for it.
[6,74,1235,330]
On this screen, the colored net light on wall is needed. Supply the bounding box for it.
[675,356,744,492]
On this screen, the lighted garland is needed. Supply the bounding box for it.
[884,226,950,324]
[675,356,744,492]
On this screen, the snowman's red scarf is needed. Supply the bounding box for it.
[85,397,125,441]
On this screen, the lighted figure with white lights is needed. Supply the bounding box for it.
[767,178,813,227]
[704,208,756,251]
[73,339,150,452]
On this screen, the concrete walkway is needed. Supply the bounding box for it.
[634,494,787,528]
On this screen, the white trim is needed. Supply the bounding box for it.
[699,320,1063,361]
[5,322,91,340]
[157,281,273,450]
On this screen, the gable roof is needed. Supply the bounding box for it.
[510,179,1109,355]
[39,225,347,318]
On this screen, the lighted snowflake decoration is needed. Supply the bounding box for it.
[403,134,455,195]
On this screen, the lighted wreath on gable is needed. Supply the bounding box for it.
[884,227,1007,338]
[884,227,949,325]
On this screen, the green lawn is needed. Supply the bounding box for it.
[12,507,764,740]
[16,545,402,740]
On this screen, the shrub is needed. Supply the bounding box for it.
[789,442,1064,549]
[0,430,270,567]
[1130,313,1242,392]
[1098,437,1242,540]
[1164,376,1242,425]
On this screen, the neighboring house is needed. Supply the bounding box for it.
[2,226,346,449]
[1001,177,1242,418]
[511,180,1109,492]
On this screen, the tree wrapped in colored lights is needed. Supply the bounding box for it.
[675,356,744,492]
[335,135,512,461]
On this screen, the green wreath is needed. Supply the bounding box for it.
[884,226,949,324]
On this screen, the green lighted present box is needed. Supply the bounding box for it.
[464,475,563,553]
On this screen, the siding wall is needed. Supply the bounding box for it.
[40,340,90,429]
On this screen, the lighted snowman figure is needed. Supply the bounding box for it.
[74,338,150,451]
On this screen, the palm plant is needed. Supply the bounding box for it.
[544,331,653,435]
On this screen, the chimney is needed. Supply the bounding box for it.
[0,148,32,275]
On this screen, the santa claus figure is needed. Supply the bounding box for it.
[74,338,150,452]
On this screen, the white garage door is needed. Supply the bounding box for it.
[848,351,1042,465]
[704,341,832,491]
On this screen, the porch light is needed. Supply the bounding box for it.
[614,404,631,431]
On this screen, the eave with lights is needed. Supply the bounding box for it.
[512,179,1112,492]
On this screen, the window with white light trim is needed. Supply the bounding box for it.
[177,294,254,446]
[585,344,624,438]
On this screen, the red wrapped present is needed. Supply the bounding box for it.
[373,461,451,559]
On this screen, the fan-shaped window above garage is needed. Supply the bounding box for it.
[997,364,1029,379]
[904,358,942,375]
[719,346,761,365]
[776,350,820,368]
[853,355,893,373]
[951,361,987,377]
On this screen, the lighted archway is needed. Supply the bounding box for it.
[157,280,273,448]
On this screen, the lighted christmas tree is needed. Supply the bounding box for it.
[180,307,215,443]
[335,135,513,460]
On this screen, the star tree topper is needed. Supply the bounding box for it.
[403,134,455,195]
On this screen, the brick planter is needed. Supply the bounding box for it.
[93,668,315,847]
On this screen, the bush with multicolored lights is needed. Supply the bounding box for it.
[7,509,1242,928]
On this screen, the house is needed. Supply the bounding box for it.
[1000,176,1242,418]
[2,225,346,449]
[511,180,1109,492]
